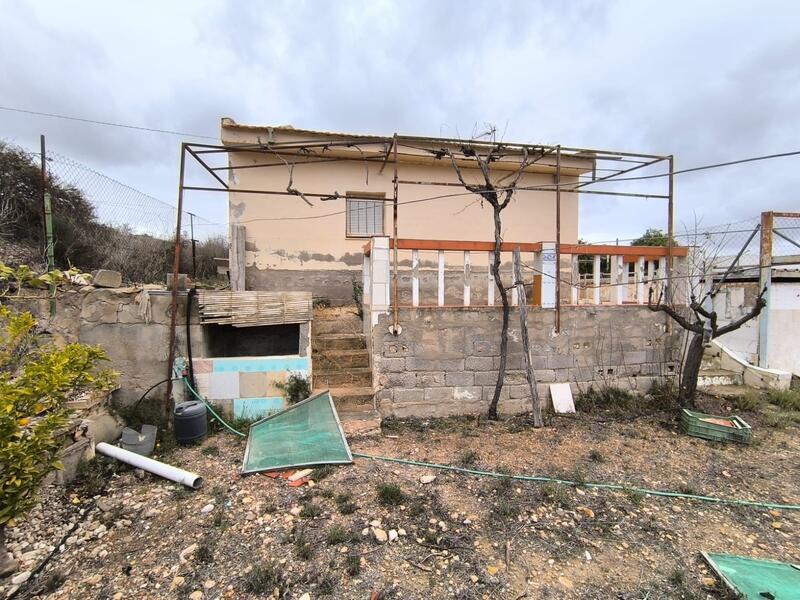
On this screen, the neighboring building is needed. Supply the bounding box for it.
[221,119,592,304]
[713,266,800,376]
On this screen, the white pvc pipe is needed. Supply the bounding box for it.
[96,442,203,489]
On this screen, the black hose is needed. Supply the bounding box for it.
[132,378,175,408]
[186,288,197,391]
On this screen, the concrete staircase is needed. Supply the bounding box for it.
[312,307,380,436]
[699,339,791,390]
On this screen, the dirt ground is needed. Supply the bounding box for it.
[2,394,799,600]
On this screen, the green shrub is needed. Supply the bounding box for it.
[242,562,286,594]
[0,306,116,526]
[276,373,312,405]
[326,524,351,545]
[376,483,405,506]
[765,389,800,411]
[734,390,764,412]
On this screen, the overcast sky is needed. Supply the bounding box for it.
[1,0,798,242]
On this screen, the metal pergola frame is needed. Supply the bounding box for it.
[165,132,674,401]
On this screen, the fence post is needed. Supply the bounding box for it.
[40,135,55,316]
[614,255,626,304]
[758,211,773,368]
[369,236,391,328]
[636,256,645,304]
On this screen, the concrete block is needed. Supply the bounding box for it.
[406,357,464,372]
[547,355,576,369]
[417,371,446,387]
[465,356,494,371]
[424,387,454,402]
[386,372,417,387]
[445,372,474,386]
[472,339,499,355]
[93,269,122,288]
[535,369,556,382]
[623,351,647,365]
[453,386,482,402]
[508,384,532,399]
[481,385,509,402]
[377,357,406,372]
[383,341,412,357]
[375,388,393,402]
[393,388,425,403]
[474,371,500,386]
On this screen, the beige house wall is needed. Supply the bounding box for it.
[222,125,583,278]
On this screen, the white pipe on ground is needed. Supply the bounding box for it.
[96,442,203,489]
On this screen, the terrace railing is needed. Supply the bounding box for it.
[361,236,688,326]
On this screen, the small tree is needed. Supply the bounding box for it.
[647,227,765,406]
[442,141,541,420]
[0,306,115,576]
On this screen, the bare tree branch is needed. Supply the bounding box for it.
[649,289,703,333]
[715,287,767,337]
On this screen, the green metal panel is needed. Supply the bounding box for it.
[703,552,800,599]
[681,409,752,444]
[241,390,352,474]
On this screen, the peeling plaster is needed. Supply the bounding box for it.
[230,201,246,218]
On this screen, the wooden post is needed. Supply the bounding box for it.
[463,250,471,306]
[758,211,773,368]
[513,247,542,427]
[437,250,445,307]
[487,251,495,306]
[411,249,419,307]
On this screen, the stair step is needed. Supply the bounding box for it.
[313,349,370,369]
[698,369,743,387]
[314,367,372,387]
[312,317,363,335]
[317,386,374,406]
[313,333,366,351]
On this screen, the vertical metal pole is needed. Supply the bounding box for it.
[189,212,197,280]
[555,145,561,332]
[666,155,674,302]
[40,135,55,315]
[758,211,773,368]
[391,133,399,333]
[165,143,187,419]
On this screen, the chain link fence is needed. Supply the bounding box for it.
[0,141,227,284]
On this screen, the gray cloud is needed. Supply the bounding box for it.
[1,0,798,240]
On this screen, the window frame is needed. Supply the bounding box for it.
[345,192,386,238]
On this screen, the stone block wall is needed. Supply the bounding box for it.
[372,306,682,417]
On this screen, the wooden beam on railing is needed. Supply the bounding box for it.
[388,239,543,253]
[560,244,688,258]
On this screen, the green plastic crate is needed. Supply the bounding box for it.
[681,409,752,445]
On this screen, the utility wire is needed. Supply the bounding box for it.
[0,105,218,140]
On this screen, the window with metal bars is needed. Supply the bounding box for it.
[346,193,385,236]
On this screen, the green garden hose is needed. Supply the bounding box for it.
[180,377,800,511]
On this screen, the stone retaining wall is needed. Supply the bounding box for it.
[372,306,682,417]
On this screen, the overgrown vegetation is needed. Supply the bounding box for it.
[242,562,287,595]
[576,383,679,416]
[276,372,312,405]
[0,306,116,574]
[0,142,227,284]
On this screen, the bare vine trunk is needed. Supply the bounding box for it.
[488,205,509,420]
[679,333,705,406]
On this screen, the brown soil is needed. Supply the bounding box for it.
[3,396,799,599]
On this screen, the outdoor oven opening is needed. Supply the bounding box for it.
[203,323,300,358]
